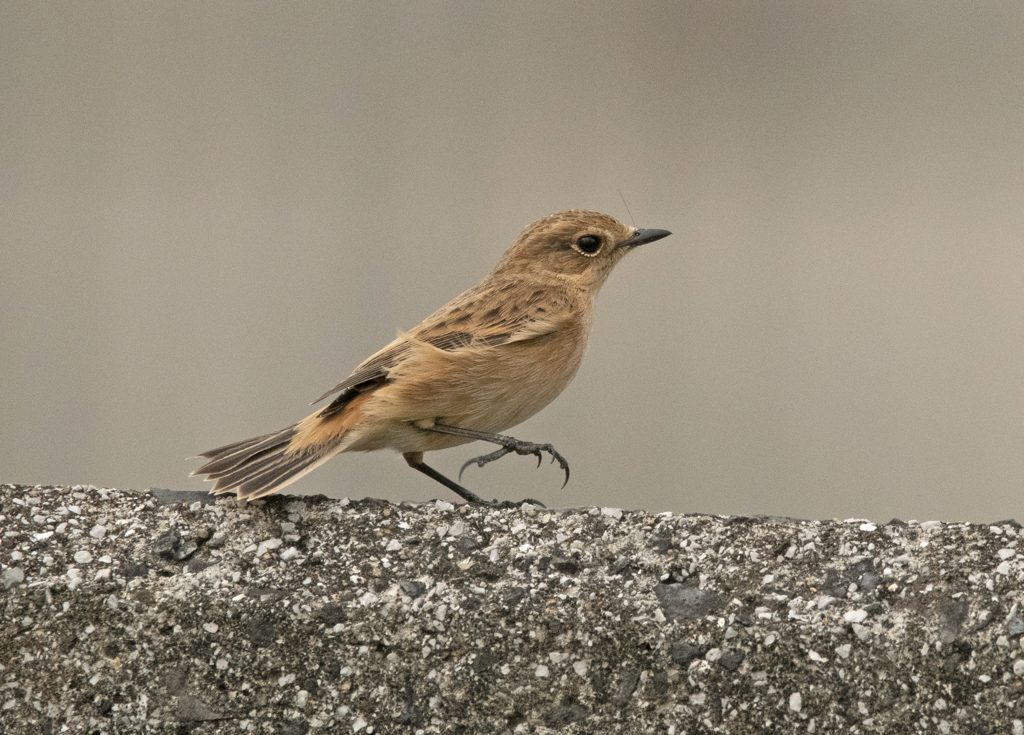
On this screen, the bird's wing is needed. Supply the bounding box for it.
[311,283,564,406]
[310,337,410,405]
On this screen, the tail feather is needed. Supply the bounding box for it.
[207,448,294,492]
[194,429,295,477]
[192,424,340,499]
[233,453,326,499]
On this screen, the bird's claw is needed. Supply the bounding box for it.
[458,447,513,482]
[485,497,547,509]
[458,438,570,489]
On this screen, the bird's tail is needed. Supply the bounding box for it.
[191,423,341,500]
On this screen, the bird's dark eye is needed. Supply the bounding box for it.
[575,235,601,255]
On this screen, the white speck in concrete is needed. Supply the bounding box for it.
[256,538,282,556]
[844,609,869,624]
[2,568,24,587]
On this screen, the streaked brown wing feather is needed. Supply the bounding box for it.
[311,338,410,405]
[311,283,562,406]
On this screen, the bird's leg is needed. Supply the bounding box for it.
[424,423,570,488]
[403,452,489,505]
[403,452,545,508]
[401,452,548,509]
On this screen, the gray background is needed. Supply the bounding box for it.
[3,2,1023,522]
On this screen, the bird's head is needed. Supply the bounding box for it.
[496,210,670,292]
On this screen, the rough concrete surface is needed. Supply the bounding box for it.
[3,483,1024,734]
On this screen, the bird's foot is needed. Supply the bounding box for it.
[486,496,547,509]
[459,437,570,488]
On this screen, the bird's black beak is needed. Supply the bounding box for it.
[621,228,671,248]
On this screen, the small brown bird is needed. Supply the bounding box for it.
[192,210,670,504]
